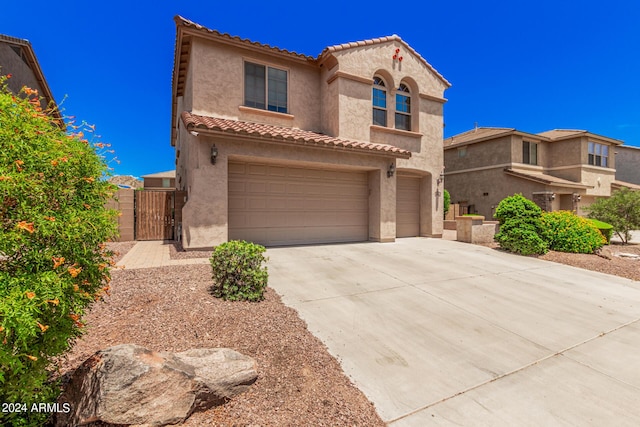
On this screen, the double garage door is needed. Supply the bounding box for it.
[229,162,369,246]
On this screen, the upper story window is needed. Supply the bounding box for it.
[395,83,411,131]
[372,77,387,126]
[244,62,288,113]
[523,141,538,165]
[588,142,609,167]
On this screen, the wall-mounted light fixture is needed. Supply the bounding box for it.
[437,169,445,185]
[551,193,556,201]
[210,145,218,165]
[572,194,581,203]
[387,163,395,178]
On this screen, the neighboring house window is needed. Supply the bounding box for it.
[588,142,609,167]
[244,62,288,113]
[458,146,467,158]
[522,141,538,165]
[372,77,387,126]
[162,178,171,188]
[395,83,411,131]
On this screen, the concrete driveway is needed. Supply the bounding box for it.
[266,238,640,426]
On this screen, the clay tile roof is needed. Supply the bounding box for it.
[181,112,411,159]
[321,34,451,88]
[174,16,315,61]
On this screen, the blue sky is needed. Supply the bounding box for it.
[3,1,639,178]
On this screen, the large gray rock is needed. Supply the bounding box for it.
[56,344,257,427]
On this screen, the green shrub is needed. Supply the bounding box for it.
[494,194,547,255]
[0,76,118,425]
[494,193,543,223]
[587,219,614,243]
[443,189,450,219]
[495,219,548,255]
[210,240,268,301]
[540,211,606,253]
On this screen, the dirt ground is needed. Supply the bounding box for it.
[59,242,384,427]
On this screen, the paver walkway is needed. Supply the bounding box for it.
[116,241,209,269]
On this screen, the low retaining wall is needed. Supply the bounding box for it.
[455,216,499,244]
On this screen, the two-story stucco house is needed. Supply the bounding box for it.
[443,127,638,219]
[171,16,450,249]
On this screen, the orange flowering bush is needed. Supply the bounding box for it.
[0,75,118,424]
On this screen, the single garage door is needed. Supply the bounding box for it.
[229,161,369,246]
[396,176,420,237]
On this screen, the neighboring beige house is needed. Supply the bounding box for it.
[142,170,176,190]
[171,16,450,249]
[0,34,61,122]
[615,145,640,186]
[444,127,638,218]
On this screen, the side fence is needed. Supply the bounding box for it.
[106,188,135,241]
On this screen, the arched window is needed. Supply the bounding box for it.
[372,77,387,126]
[395,83,411,131]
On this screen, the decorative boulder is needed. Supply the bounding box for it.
[56,344,257,427]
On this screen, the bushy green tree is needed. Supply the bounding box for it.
[494,194,548,255]
[541,211,606,253]
[0,76,118,426]
[585,188,640,244]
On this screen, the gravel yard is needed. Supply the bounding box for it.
[60,239,639,426]
[60,242,384,426]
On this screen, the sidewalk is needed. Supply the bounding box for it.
[116,241,209,269]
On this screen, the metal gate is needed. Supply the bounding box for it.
[135,191,175,240]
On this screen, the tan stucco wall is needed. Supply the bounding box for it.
[445,168,544,219]
[615,145,640,185]
[581,167,616,196]
[180,133,399,249]
[188,39,321,131]
[445,136,513,172]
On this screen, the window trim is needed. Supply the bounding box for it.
[522,141,538,165]
[243,60,289,114]
[588,142,609,168]
[372,76,387,127]
[395,83,411,131]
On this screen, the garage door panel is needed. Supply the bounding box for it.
[268,183,286,194]
[247,164,267,175]
[228,197,246,210]
[397,176,420,238]
[229,161,368,246]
